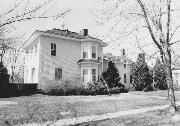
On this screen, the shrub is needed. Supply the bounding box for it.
[102,61,122,88]
[153,58,167,90]
[40,79,129,96]
[132,53,153,91]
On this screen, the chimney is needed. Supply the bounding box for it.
[121,49,126,57]
[80,29,88,36]
[65,29,69,34]
[137,53,145,62]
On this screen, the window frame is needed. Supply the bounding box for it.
[91,46,96,59]
[124,74,127,83]
[83,46,89,59]
[82,69,89,82]
[91,69,96,82]
[124,60,126,68]
[55,68,62,80]
[51,43,56,56]
[31,68,35,83]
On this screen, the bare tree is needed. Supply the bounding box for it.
[0,0,71,62]
[96,0,180,111]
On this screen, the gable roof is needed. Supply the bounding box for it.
[104,53,134,64]
[111,56,134,64]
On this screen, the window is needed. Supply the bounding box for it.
[92,69,96,82]
[123,49,125,55]
[124,60,126,68]
[130,75,133,83]
[83,46,88,58]
[31,68,35,83]
[124,74,127,83]
[92,46,96,59]
[55,68,62,80]
[51,43,56,56]
[83,69,88,82]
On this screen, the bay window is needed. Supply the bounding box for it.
[92,46,96,59]
[82,45,97,59]
[83,46,88,58]
[83,69,88,82]
[92,69,96,82]
[82,68,97,82]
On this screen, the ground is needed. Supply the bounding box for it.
[0,90,179,126]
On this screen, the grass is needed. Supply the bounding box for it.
[0,93,168,126]
[82,108,180,126]
[129,90,180,100]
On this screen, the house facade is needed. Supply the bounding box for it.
[172,68,180,87]
[104,49,134,84]
[23,28,108,89]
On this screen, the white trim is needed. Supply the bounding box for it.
[81,67,98,83]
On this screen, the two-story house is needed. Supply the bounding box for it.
[23,28,108,89]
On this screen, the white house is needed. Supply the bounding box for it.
[22,28,108,89]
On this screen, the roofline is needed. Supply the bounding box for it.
[22,30,108,49]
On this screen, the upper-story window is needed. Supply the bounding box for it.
[82,45,97,59]
[124,60,126,68]
[83,46,88,58]
[51,43,56,56]
[92,46,96,59]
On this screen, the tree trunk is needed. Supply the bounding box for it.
[165,51,176,110]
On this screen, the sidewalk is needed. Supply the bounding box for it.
[18,101,180,126]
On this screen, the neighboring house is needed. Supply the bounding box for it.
[172,66,180,87]
[22,28,108,89]
[172,56,180,87]
[104,49,134,84]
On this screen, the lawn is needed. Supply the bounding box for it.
[82,108,180,126]
[0,93,168,126]
[129,90,180,100]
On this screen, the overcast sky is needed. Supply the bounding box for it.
[1,0,180,64]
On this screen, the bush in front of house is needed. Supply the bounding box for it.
[132,53,153,91]
[41,79,128,96]
[102,61,122,88]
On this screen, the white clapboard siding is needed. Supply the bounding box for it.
[116,63,131,84]
[39,36,81,89]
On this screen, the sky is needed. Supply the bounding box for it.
[1,0,180,65]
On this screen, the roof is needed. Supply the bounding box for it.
[104,53,134,64]
[77,59,101,64]
[23,28,108,49]
[42,28,100,40]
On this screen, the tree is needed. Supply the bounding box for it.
[102,61,121,88]
[153,58,167,90]
[0,0,71,62]
[0,0,71,82]
[97,0,178,111]
[132,53,153,91]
